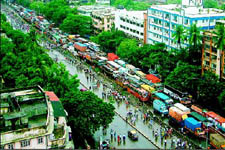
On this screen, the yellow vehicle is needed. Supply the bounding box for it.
[136,71,146,78]
[141,84,155,93]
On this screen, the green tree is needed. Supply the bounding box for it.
[165,62,200,93]
[213,24,225,79]
[197,71,224,109]
[90,30,126,53]
[172,25,186,49]
[117,39,138,63]
[218,90,225,112]
[203,0,219,8]
[61,90,115,139]
[60,14,92,36]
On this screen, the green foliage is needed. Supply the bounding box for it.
[112,0,151,10]
[213,24,225,50]
[197,71,224,108]
[60,14,92,36]
[172,25,186,49]
[166,0,181,4]
[90,30,126,53]
[218,90,225,111]
[15,0,31,7]
[117,39,138,62]
[165,62,200,92]
[1,13,7,22]
[203,0,219,8]
[188,23,202,48]
[62,90,115,137]
[29,1,45,15]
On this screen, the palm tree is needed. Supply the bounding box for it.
[189,23,202,49]
[172,25,186,49]
[213,24,225,79]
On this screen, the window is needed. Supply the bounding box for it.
[184,18,189,25]
[210,19,214,23]
[8,144,13,149]
[165,14,170,20]
[21,140,30,147]
[173,16,177,22]
[38,137,43,144]
[212,64,216,69]
[141,33,143,36]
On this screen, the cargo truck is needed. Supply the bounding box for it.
[169,106,190,126]
[184,117,206,138]
[210,133,225,149]
[153,100,168,115]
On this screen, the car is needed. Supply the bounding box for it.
[128,130,138,141]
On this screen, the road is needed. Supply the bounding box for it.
[1,4,207,149]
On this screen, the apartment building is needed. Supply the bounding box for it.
[147,0,225,50]
[0,86,74,149]
[201,20,225,79]
[115,9,147,41]
[78,5,115,16]
[91,8,116,34]
[95,0,110,5]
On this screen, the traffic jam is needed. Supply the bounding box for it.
[8,3,225,149]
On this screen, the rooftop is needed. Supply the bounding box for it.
[0,86,48,133]
[150,4,225,17]
[78,5,115,13]
[116,9,146,21]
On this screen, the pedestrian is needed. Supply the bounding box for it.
[123,134,126,142]
[164,139,167,146]
[114,131,116,140]
[117,135,120,143]
[110,129,113,138]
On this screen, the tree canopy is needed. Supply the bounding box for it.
[60,14,92,36]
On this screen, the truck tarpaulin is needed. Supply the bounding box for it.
[108,53,119,61]
[169,107,190,123]
[184,117,201,131]
[146,74,161,83]
[74,42,87,52]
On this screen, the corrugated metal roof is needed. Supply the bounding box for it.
[45,91,59,101]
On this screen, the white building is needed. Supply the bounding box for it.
[115,9,146,40]
[147,0,225,50]
[77,5,115,16]
[95,0,110,5]
[0,86,74,149]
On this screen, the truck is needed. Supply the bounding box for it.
[210,133,225,149]
[74,42,87,52]
[169,106,190,126]
[153,99,168,115]
[184,117,206,138]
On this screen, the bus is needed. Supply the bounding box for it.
[152,92,173,107]
[163,85,192,104]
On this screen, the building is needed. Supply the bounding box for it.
[201,20,225,79]
[91,8,116,34]
[147,0,225,50]
[95,0,110,5]
[0,86,74,149]
[77,5,115,17]
[115,9,147,41]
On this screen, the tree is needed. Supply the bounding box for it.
[203,0,219,8]
[172,25,186,49]
[188,24,202,65]
[197,71,224,110]
[60,14,92,36]
[213,24,225,79]
[218,90,225,112]
[117,39,138,63]
[61,90,115,139]
[90,30,126,53]
[165,62,200,93]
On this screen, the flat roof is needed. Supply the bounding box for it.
[150,5,225,18]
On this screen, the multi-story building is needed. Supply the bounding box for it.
[0,86,74,149]
[201,20,225,79]
[115,9,147,41]
[77,5,115,17]
[95,0,110,5]
[91,9,116,34]
[147,0,225,50]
